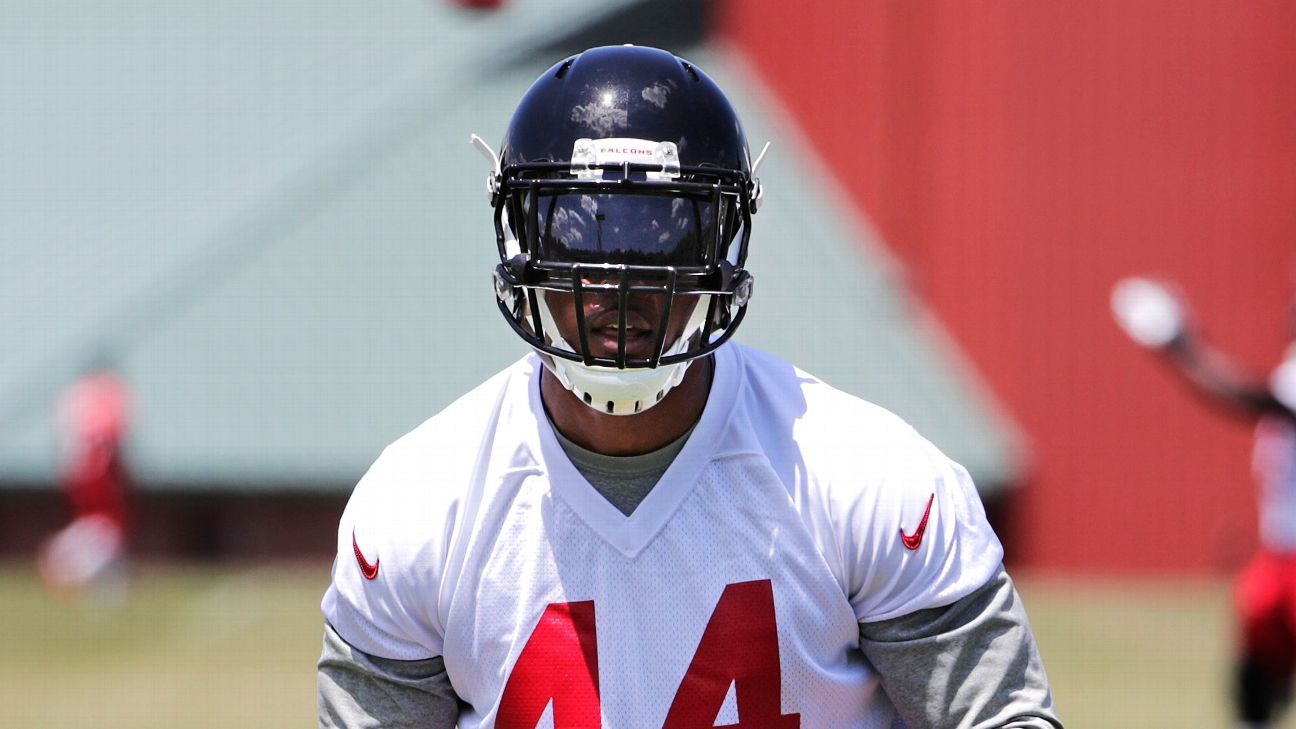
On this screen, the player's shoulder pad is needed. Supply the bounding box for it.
[831,419,1003,622]
[791,373,933,492]
[729,348,1004,621]
[729,343,941,497]
[345,357,536,572]
[325,359,533,659]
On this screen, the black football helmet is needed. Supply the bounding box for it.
[482,45,762,415]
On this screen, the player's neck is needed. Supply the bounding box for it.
[541,355,714,457]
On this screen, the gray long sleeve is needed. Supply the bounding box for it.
[318,621,460,729]
[859,565,1062,729]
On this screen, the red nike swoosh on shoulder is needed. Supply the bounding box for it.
[900,493,936,550]
[352,528,380,580]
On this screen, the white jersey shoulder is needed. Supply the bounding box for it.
[322,355,539,659]
[730,344,1004,622]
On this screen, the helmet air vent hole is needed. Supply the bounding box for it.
[583,392,593,405]
[606,401,615,413]
[633,401,642,413]
[554,58,576,79]
[655,390,665,402]
[680,61,700,83]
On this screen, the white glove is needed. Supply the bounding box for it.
[1271,345,1296,411]
[1110,276,1186,349]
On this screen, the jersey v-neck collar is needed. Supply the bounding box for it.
[527,345,742,558]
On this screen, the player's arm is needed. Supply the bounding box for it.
[858,565,1062,729]
[318,621,459,729]
[838,416,1061,727]
[1162,334,1284,416]
[319,435,464,728]
[1111,277,1289,418]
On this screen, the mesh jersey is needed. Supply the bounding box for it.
[322,343,1004,728]
[1257,353,1296,552]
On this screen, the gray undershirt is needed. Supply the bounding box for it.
[550,422,693,516]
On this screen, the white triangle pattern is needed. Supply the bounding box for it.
[713,679,739,727]
[535,697,555,729]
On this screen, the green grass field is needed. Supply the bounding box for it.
[1,563,1291,728]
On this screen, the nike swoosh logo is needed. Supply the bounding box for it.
[900,493,936,550]
[352,528,379,580]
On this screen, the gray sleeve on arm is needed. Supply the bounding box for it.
[858,565,1063,729]
[318,621,461,729]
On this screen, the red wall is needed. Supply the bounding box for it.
[722,1,1296,573]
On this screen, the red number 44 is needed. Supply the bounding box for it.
[496,579,800,729]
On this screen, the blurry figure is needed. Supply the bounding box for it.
[1113,277,1296,729]
[38,364,132,603]
[450,0,506,10]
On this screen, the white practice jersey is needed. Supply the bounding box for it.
[322,343,1004,729]
[1256,351,1296,553]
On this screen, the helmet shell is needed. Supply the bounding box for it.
[500,45,751,175]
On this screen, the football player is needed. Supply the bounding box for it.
[39,363,132,601]
[1113,277,1296,729]
[319,45,1061,728]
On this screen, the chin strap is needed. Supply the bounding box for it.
[545,356,694,416]
[469,133,501,175]
[751,141,772,175]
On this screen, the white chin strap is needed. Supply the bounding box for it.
[548,357,693,415]
[535,295,710,416]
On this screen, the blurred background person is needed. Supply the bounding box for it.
[38,362,132,602]
[1113,277,1296,729]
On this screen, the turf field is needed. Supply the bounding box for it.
[0,562,1289,728]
